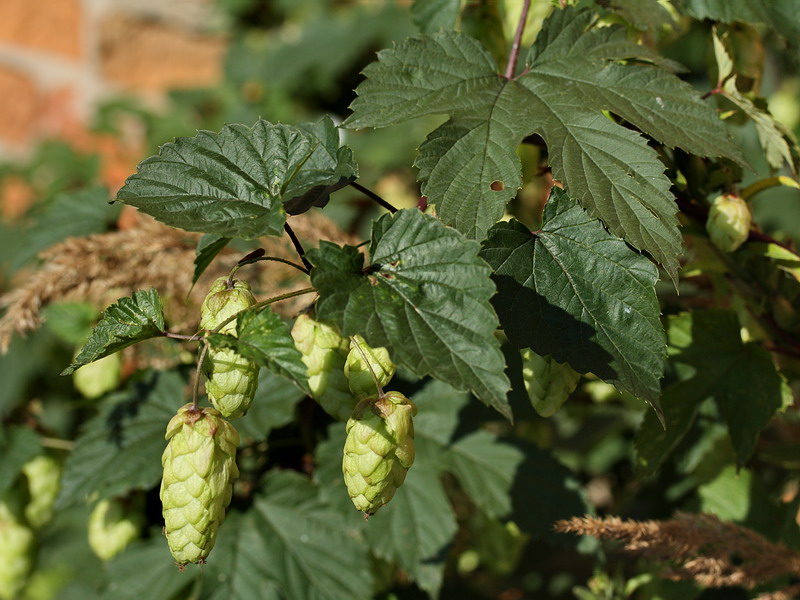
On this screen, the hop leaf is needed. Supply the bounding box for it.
[342,392,416,515]
[72,351,122,399]
[88,497,144,561]
[0,497,34,600]
[344,335,396,398]
[520,350,581,417]
[21,455,61,529]
[160,404,240,565]
[200,277,261,419]
[291,314,355,421]
[706,193,752,252]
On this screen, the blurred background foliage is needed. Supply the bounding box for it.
[1,1,800,599]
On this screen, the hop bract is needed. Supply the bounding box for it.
[160,404,239,565]
[200,277,260,419]
[342,391,416,515]
[520,349,580,417]
[706,193,751,252]
[88,497,144,561]
[344,335,396,398]
[291,314,355,421]
[21,455,61,529]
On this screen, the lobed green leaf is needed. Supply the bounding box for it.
[208,307,310,394]
[57,371,181,507]
[346,7,746,281]
[309,208,511,418]
[480,187,666,411]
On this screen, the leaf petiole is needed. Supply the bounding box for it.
[350,181,398,214]
[350,335,385,398]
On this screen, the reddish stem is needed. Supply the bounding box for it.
[505,0,532,79]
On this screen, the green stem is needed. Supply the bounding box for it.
[193,343,209,410]
[229,256,309,280]
[40,437,75,451]
[740,176,800,201]
[350,335,385,398]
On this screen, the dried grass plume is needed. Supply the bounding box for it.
[0,211,358,353]
[556,513,800,594]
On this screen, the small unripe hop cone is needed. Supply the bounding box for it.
[21,455,61,529]
[345,335,396,398]
[706,193,751,252]
[291,314,355,421]
[342,392,416,516]
[0,495,34,600]
[72,351,122,399]
[200,277,260,419]
[160,404,239,565]
[88,497,144,561]
[520,349,581,417]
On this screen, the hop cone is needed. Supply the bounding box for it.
[21,455,61,529]
[342,391,416,515]
[73,351,122,399]
[0,495,34,600]
[200,277,260,419]
[160,404,239,565]
[344,335,396,398]
[706,193,751,252]
[291,314,355,421]
[88,497,144,561]
[520,349,580,417]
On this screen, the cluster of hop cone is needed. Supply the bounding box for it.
[160,277,416,566]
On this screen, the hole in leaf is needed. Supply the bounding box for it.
[490,180,504,192]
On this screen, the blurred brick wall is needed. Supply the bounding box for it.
[0,0,226,159]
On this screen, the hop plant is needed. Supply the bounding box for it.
[0,494,34,600]
[344,335,396,398]
[291,313,355,421]
[520,349,581,417]
[88,497,144,561]
[72,351,123,400]
[342,391,416,515]
[21,455,61,529]
[160,403,239,565]
[706,193,751,252]
[200,277,260,419]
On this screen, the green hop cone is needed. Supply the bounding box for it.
[20,565,71,600]
[88,497,144,561]
[160,403,239,565]
[344,335,396,398]
[72,351,123,399]
[0,496,34,600]
[200,277,260,419]
[706,193,751,252]
[21,455,61,529]
[342,391,416,515]
[291,314,355,421]
[520,349,581,417]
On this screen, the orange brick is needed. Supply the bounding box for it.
[1,175,35,220]
[0,0,82,59]
[0,65,41,144]
[100,15,225,91]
